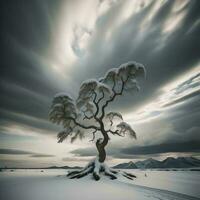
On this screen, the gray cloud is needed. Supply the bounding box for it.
[121,141,200,155]
[0,148,55,158]
[163,73,200,108]
[0,149,34,155]
[163,89,200,107]
[0,109,59,136]
[70,0,200,112]
[30,154,55,158]
[0,1,63,136]
[0,0,199,131]
[1,1,200,131]
[70,141,200,160]
[71,147,97,157]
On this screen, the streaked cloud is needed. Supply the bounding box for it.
[0,148,55,158]
[125,64,200,124]
[0,149,34,155]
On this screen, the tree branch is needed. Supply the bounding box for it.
[97,90,105,104]
[93,91,100,118]
[100,76,129,120]
[89,130,98,142]
[91,91,104,123]
[107,130,124,137]
[83,111,93,120]
[65,116,100,130]
[83,115,93,120]
[112,76,116,92]
[93,90,98,104]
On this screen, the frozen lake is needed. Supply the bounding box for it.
[0,169,199,200]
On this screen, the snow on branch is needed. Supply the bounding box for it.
[49,93,77,125]
[116,122,137,139]
[77,79,112,105]
[76,79,113,119]
[57,128,72,143]
[106,112,123,126]
[49,93,99,143]
[57,128,85,143]
[100,61,145,93]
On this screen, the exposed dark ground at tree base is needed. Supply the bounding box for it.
[67,158,136,181]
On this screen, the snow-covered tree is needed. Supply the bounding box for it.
[49,61,145,180]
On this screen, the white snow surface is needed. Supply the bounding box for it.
[0,169,199,200]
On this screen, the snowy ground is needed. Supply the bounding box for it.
[0,169,199,200]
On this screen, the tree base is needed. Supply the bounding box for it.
[67,158,136,181]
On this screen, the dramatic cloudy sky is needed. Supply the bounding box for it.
[0,0,200,168]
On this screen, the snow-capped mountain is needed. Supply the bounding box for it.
[161,157,200,168]
[113,161,138,169]
[113,157,200,169]
[135,158,162,169]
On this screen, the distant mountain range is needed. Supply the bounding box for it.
[113,157,200,169]
[1,157,200,170]
[46,166,81,169]
[0,166,82,170]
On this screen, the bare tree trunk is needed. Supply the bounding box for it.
[96,132,109,163]
[96,141,106,162]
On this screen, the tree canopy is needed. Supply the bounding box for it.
[49,61,145,143]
